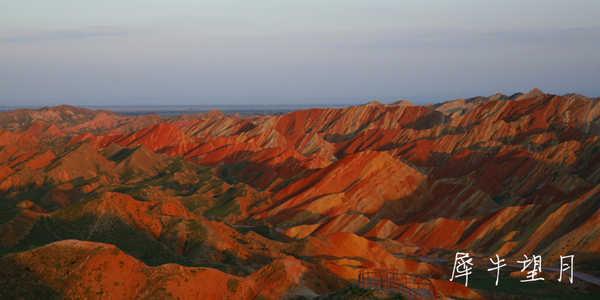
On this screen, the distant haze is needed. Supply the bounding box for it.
[1,0,600,106]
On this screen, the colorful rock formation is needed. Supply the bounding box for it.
[0,90,598,298]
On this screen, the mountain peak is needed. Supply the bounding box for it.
[365,100,384,106]
[390,99,414,106]
[517,88,545,100]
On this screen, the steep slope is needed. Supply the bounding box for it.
[256,151,425,225]
[112,145,170,182]
[42,142,115,183]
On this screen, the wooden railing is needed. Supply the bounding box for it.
[358,269,437,299]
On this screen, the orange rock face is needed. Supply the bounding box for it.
[299,232,443,280]
[0,240,309,300]
[0,90,598,298]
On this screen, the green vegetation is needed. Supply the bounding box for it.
[164,158,185,174]
[108,147,137,162]
[219,162,248,184]
[576,256,600,277]
[112,184,151,200]
[0,203,18,227]
[204,187,241,220]
[469,269,598,299]
[12,214,188,266]
[186,219,208,242]
[112,158,223,200]
[316,285,404,300]
[234,224,292,242]
[179,194,212,213]
[0,259,60,299]
[227,278,239,293]
[491,193,511,205]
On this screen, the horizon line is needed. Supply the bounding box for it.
[1,89,598,111]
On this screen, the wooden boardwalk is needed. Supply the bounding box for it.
[358,269,438,299]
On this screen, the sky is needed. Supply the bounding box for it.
[1,0,600,106]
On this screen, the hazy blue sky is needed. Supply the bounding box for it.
[1,0,599,106]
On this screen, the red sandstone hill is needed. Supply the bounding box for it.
[0,240,311,300]
[0,89,599,299]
